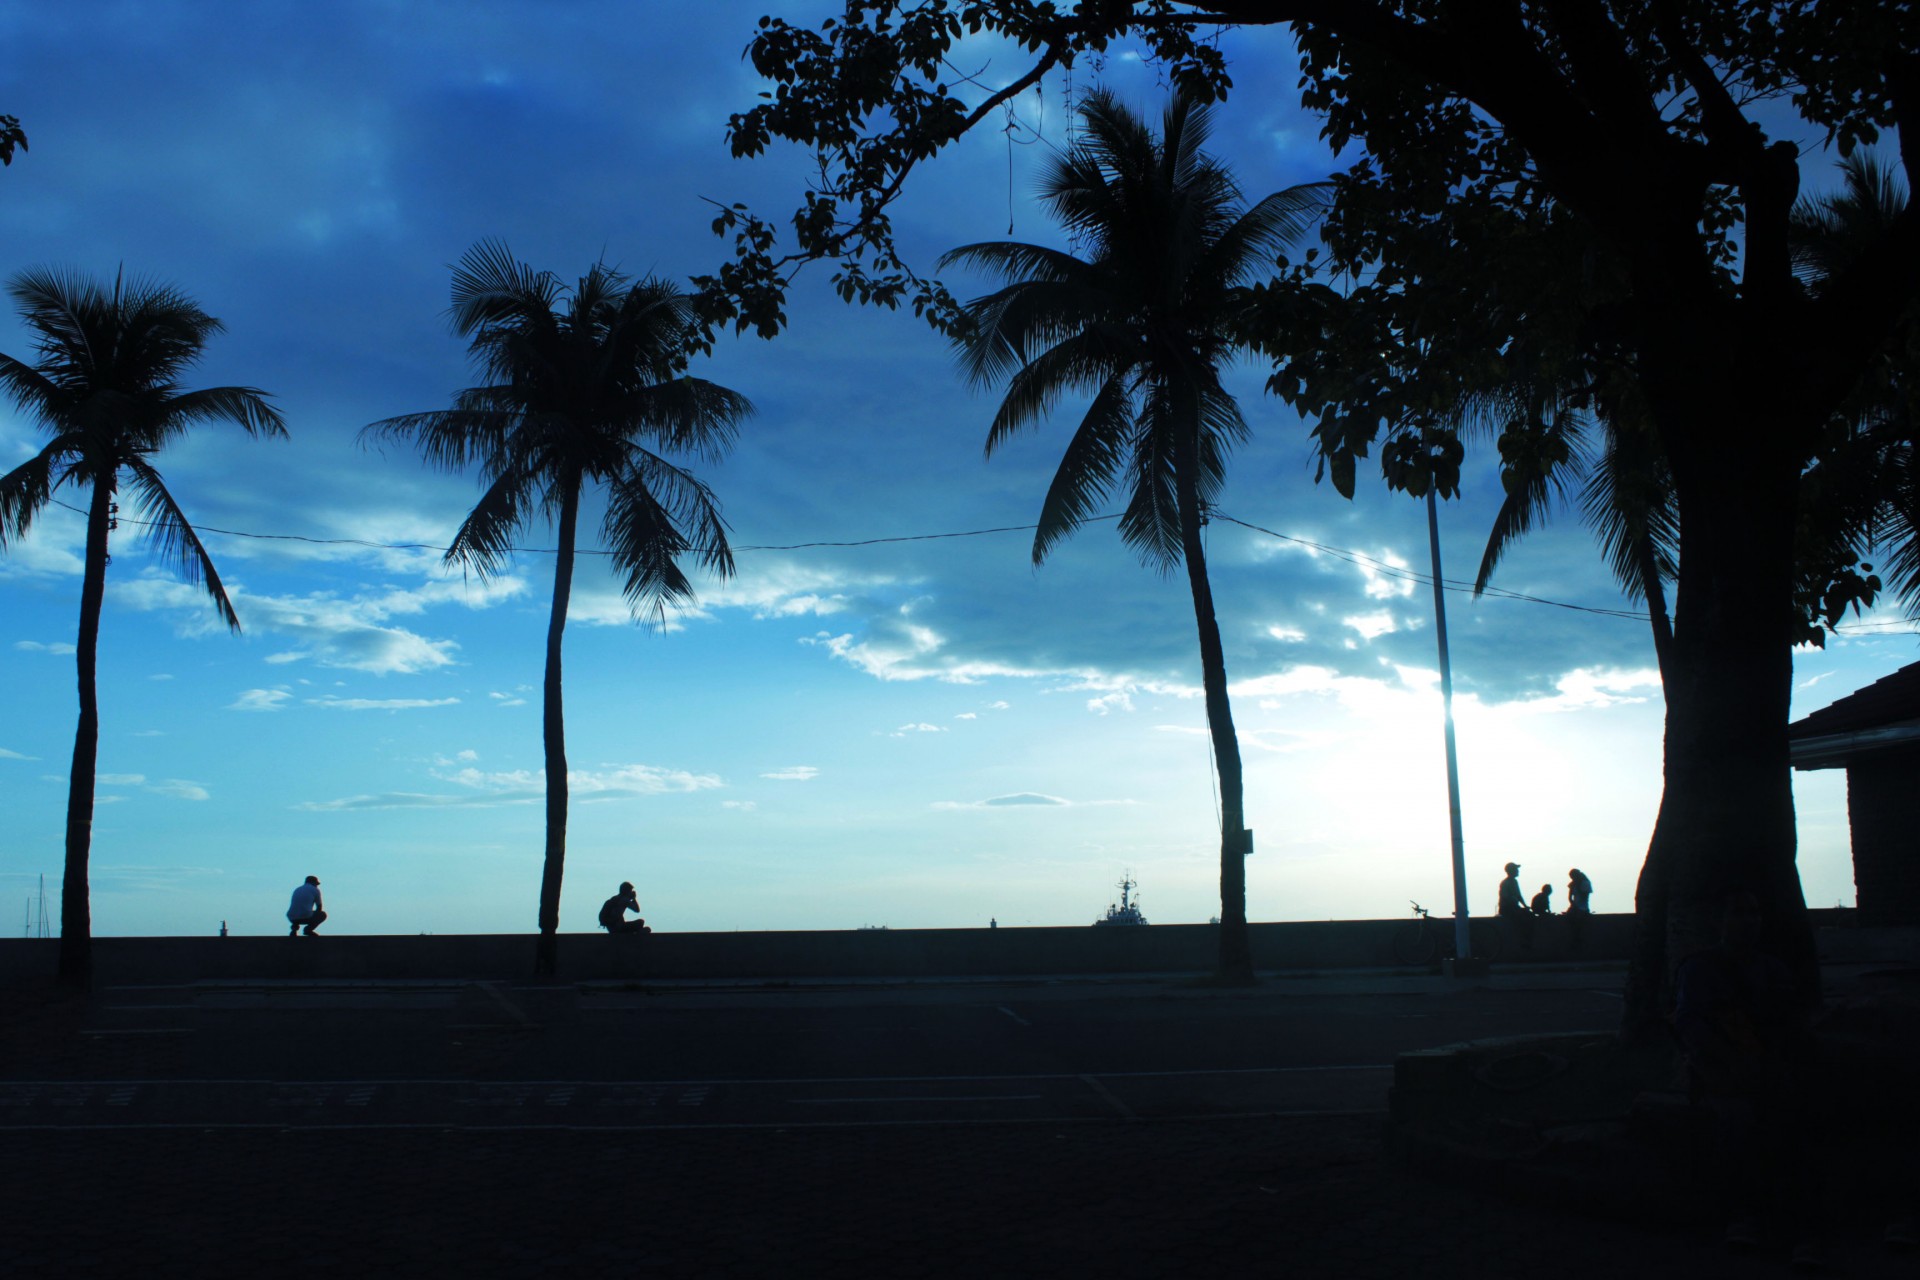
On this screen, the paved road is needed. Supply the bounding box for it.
[4,969,1627,1130]
[6,967,1911,1276]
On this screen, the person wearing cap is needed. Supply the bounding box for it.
[598,881,649,934]
[1497,861,1533,951]
[287,875,327,937]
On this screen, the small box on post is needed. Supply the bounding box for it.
[1229,828,1254,856]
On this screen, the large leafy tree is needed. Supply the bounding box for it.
[0,269,284,986]
[365,243,751,978]
[943,88,1326,980]
[715,1,1920,1031]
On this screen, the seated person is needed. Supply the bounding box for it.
[1530,884,1553,916]
[598,882,650,934]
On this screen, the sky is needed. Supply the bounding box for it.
[1,3,1913,938]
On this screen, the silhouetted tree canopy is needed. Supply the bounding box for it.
[719,1,1920,1029]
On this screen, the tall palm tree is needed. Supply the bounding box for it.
[941,90,1328,982]
[0,269,284,986]
[364,242,751,978]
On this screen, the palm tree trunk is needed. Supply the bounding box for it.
[59,477,114,988]
[533,481,580,979]
[1174,441,1253,983]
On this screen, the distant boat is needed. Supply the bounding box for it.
[1093,874,1148,926]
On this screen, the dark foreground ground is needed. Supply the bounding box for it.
[2,965,1911,1277]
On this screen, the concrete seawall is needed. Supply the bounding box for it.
[1,909,1896,986]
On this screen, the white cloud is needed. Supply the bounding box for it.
[1267,625,1307,643]
[302,760,726,812]
[13,640,77,655]
[760,766,819,781]
[1087,692,1133,715]
[489,691,528,707]
[229,689,293,712]
[1356,551,1419,600]
[954,712,977,720]
[989,701,1009,710]
[148,673,174,681]
[891,722,947,736]
[148,779,210,801]
[0,747,37,759]
[98,773,147,786]
[455,749,478,762]
[1342,610,1401,641]
[113,571,525,675]
[934,792,1070,809]
[308,695,460,711]
[721,799,758,811]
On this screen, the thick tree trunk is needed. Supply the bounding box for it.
[1621,399,1815,1036]
[533,484,580,979]
[58,478,114,988]
[1174,444,1252,982]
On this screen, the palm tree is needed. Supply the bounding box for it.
[941,90,1328,982]
[0,269,284,986]
[364,242,751,978]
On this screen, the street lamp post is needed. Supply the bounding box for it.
[1425,484,1473,962]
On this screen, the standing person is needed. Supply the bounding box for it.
[1531,883,1554,917]
[1497,862,1533,952]
[1567,868,1594,914]
[598,882,649,934]
[287,876,326,937]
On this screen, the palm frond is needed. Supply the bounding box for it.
[119,455,241,632]
[152,385,287,442]
[955,277,1121,389]
[0,350,71,425]
[448,240,562,337]
[1030,375,1134,565]
[610,376,753,462]
[0,437,69,545]
[360,407,518,472]
[1580,426,1679,605]
[1116,405,1183,572]
[446,464,537,578]
[983,328,1132,454]
[602,450,734,619]
[1200,183,1334,287]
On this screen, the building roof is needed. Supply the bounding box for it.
[1788,660,1920,770]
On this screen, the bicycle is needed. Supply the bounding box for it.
[1391,900,1505,967]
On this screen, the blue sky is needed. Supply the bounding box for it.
[1,3,1911,937]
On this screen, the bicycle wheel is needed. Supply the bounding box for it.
[1392,920,1438,966]
[1469,918,1506,962]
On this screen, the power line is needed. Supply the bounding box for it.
[1211,513,1652,621]
[45,494,1920,634]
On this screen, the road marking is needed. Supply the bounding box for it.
[1080,1073,1136,1120]
[0,1108,1387,1135]
[996,1005,1030,1026]
[794,1095,1045,1105]
[0,1065,1394,1089]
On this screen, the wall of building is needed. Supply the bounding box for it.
[1848,745,1920,926]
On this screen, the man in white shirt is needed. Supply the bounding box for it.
[287,875,327,936]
